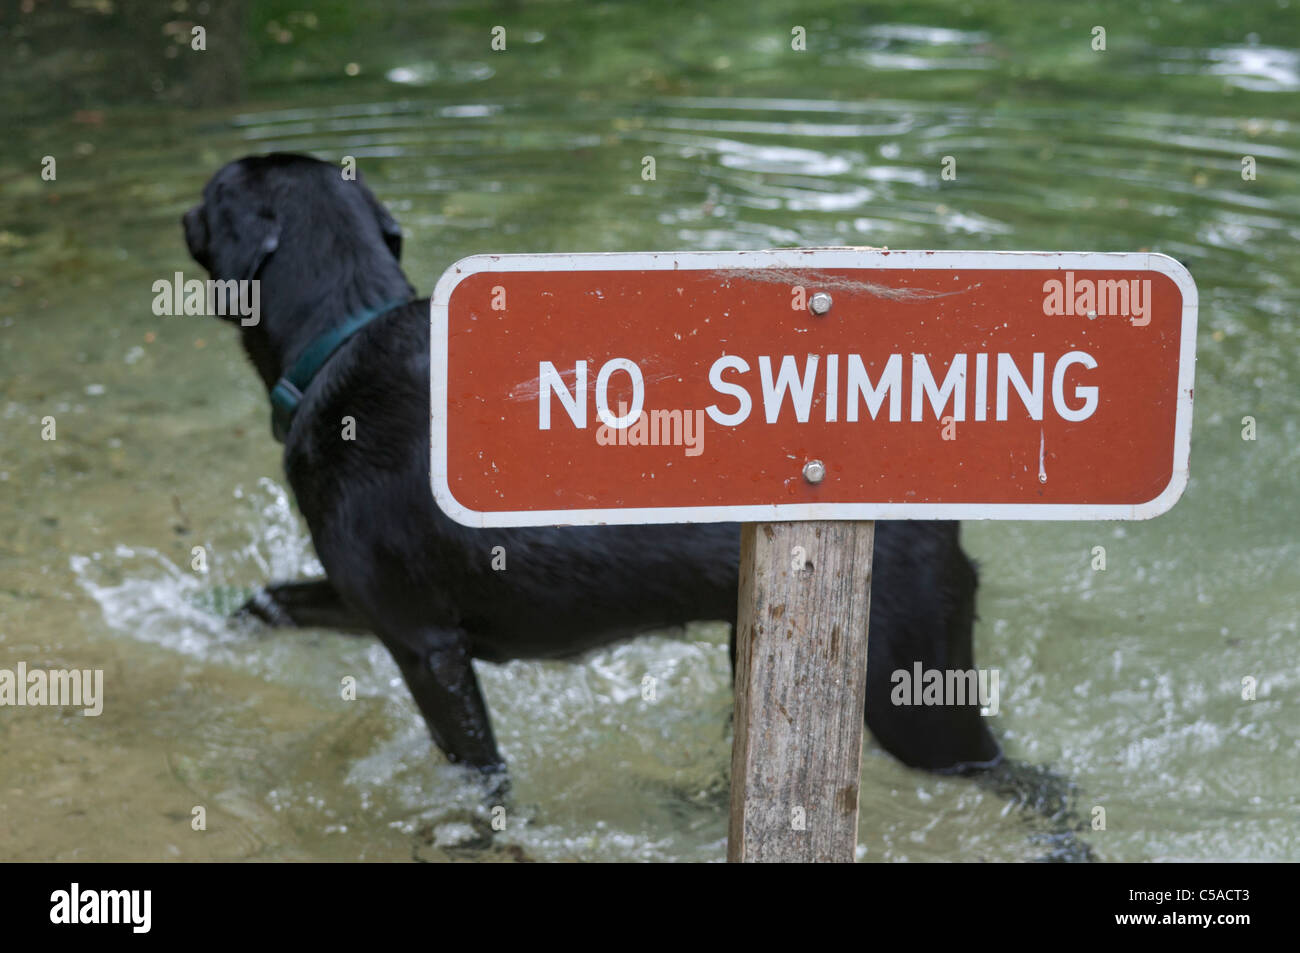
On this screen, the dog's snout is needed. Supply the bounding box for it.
[182,204,201,242]
[182,204,210,267]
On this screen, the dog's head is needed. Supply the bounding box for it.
[183,154,414,391]
[182,153,406,317]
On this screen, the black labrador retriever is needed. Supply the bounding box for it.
[182,153,1002,784]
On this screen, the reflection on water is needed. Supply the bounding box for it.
[1162,44,1300,92]
[2,0,1298,861]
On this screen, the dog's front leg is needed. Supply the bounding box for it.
[383,629,506,785]
[237,578,371,632]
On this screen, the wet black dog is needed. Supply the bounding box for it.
[183,153,1001,783]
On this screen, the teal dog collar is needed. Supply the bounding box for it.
[269,299,407,442]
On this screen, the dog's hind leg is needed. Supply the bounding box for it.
[864,525,1003,772]
[237,578,371,632]
[382,628,507,789]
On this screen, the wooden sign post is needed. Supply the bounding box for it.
[431,249,1198,863]
[729,521,874,862]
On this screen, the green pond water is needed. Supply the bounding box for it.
[1,0,1297,861]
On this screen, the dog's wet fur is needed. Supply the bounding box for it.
[183,153,1003,787]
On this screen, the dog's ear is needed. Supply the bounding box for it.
[378,209,403,262]
[213,201,281,280]
[355,177,403,262]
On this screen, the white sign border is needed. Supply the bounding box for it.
[431,249,1197,528]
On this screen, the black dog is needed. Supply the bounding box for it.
[183,153,1001,783]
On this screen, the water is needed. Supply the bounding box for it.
[2,0,1298,861]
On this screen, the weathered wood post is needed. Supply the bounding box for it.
[728,520,874,863]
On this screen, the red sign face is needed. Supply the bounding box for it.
[431,250,1196,527]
